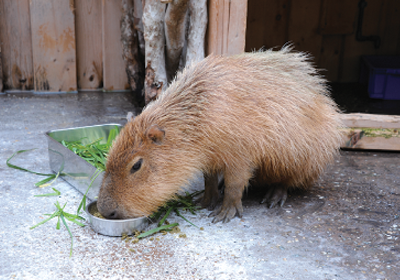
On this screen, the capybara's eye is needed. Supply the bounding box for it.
[131,159,143,173]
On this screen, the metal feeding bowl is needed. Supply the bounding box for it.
[85,201,148,236]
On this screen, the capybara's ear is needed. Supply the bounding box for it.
[145,125,165,144]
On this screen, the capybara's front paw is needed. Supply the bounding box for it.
[260,185,288,208]
[196,194,219,211]
[209,201,243,223]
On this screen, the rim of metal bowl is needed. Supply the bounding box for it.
[85,200,147,223]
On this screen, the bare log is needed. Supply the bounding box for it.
[0,46,3,92]
[164,0,189,81]
[121,0,144,95]
[133,0,145,57]
[186,0,207,65]
[143,0,167,104]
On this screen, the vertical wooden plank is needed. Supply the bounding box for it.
[75,0,103,90]
[245,0,267,51]
[318,0,357,35]
[245,0,289,51]
[102,0,130,91]
[207,0,247,56]
[221,0,230,54]
[207,0,223,55]
[30,0,77,92]
[318,35,344,82]
[0,0,34,90]
[226,0,248,55]
[288,0,323,62]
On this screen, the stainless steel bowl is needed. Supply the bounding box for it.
[85,201,148,236]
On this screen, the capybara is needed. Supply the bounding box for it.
[97,46,343,223]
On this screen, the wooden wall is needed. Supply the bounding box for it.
[246,0,400,82]
[4,0,396,92]
[0,0,129,93]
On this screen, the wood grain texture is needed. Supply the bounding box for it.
[226,0,247,55]
[341,130,400,151]
[207,0,247,56]
[75,0,103,89]
[340,114,400,151]
[121,0,144,93]
[143,0,167,103]
[319,0,357,35]
[245,0,400,83]
[30,0,77,92]
[207,0,222,55]
[186,0,207,64]
[245,0,289,51]
[102,0,130,91]
[288,0,323,61]
[341,113,400,129]
[0,0,34,90]
[0,46,3,92]
[165,0,189,80]
[318,35,344,82]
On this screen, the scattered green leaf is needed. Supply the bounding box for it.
[137,223,179,239]
[34,187,61,197]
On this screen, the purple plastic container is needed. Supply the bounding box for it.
[360,56,400,100]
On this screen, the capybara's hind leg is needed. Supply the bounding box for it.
[198,173,220,210]
[260,184,288,208]
[209,172,249,223]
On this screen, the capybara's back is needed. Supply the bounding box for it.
[98,46,343,223]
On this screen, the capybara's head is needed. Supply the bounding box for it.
[97,117,197,219]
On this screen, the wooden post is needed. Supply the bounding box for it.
[30,0,77,93]
[186,0,207,64]
[143,0,168,104]
[121,0,144,94]
[165,0,189,80]
[0,45,3,92]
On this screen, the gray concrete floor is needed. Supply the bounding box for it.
[1,92,399,280]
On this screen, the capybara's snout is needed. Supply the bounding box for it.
[97,202,121,219]
[97,189,123,219]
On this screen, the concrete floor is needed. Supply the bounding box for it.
[1,92,399,280]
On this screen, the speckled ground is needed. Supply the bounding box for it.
[1,92,399,280]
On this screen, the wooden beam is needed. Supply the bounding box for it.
[30,0,77,93]
[340,113,400,151]
[341,113,400,129]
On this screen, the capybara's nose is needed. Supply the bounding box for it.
[96,198,121,219]
[101,208,121,219]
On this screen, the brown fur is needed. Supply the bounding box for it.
[97,46,343,222]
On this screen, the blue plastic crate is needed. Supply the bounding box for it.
[360,56,400,100]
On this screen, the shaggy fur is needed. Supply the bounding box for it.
[97,46,343,222]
